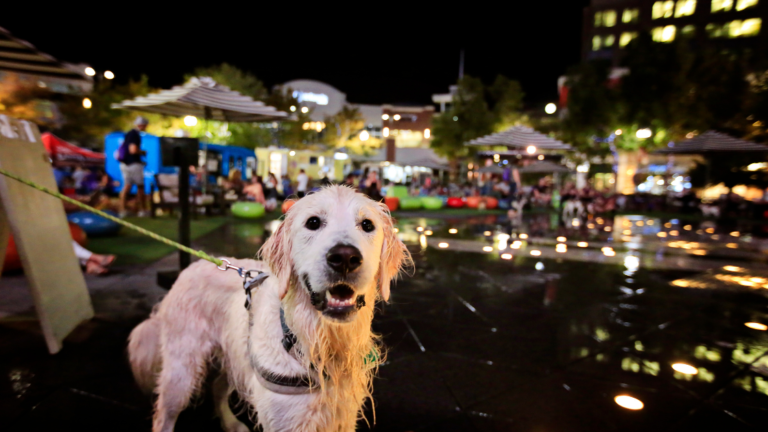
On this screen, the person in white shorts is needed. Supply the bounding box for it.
[118,117,149,217]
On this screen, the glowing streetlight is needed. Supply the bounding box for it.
[636,128,652,139]
[672,363,698,375]
[745,322,768,331]
[289,151,295,156]
[103,70,114,80]
[544,103,557,114]
[526,145,536,154]
[84,67,96,77]
[393,114,401,121]
[300,106,309,114]
[290,105,296,112]
[183,115,198,127]
[438,242,449,248]
[615,129,622,135]
[449,228,458,234]
[614,395,644,410]
[382,114,389,120]
[383,127,389,137]
[359,130,370,141]
[82,98,92,109]
[538,155,544,160]
[424,128,430,139]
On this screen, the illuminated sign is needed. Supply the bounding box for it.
[292,91,329,105]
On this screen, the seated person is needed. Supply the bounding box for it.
[223,169,245,199]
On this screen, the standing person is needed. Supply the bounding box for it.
[365,170,382,201]
[296,168,309,198]
[117,116,149,217]
[281,174,293,198]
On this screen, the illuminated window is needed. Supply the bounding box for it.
[707,19,761,37]
[623,8,640,23]
[707,22,726,37]
[620,32,639,46]
[675,0,697,17]
[681,24,696,37]
[604,34,616,47]
[592,35,602,50]
[711,0,733,12]
[653,1,675,19]
[652,25,677,42]
[603,10,617,27]
[741,18,762,36]
[736,0,759,11]
[595,11,603,27]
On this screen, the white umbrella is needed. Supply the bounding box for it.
[467,125,572,150]
[654,131,768,154]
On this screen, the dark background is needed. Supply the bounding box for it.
[3,2,590,105]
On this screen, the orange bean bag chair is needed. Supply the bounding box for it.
[281,200,296,214]
[4,222,86,273]
[484,197,499,210]
[447,197,464,208]
[466,196,481,209]
[385,197,399,212]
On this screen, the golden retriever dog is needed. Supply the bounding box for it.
[128,186,411,432]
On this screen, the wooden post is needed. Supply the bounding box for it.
[0,115,93,354]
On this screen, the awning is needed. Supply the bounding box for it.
[466,125,572,150]
[111,77,289,122]
[654,131,768,154]
[42,133,105,167]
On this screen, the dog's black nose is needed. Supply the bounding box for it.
[326,244,363,275]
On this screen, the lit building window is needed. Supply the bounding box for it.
[707,22,726,37]
[675,0,697,17]
[652,25,677,42]
[681,24,696,37]
[622,8,639,23]
[620,32,639,46]
[604,34,616,47]
[653,1,675,19]
[595,11,603,27]
[741,18,762,36]
[592,35,602,50]
[711,0,733,12]
[709,19,762,37]
[736,0,759,11]
[603,10,617,27]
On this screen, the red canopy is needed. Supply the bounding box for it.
[41,133,105,167]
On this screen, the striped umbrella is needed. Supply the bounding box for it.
[0,26,90,84]
[517,161,572,174]
[111,77,288,122]
[467,126,572,150]
[654,131,768,154]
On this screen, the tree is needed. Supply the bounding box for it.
[488,75,527,131]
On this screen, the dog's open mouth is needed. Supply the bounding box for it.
[326,283,355,309]
[302,275,362,321]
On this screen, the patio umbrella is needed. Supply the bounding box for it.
[477,165,505,174]
[467,126,572,151]
[111,76,288,122]
[518,161,573,174]
[653,131,768,154]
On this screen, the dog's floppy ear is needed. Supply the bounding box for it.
[378,216,411,302]
[260,216,293,299]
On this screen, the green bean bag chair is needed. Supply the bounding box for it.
[231,202,265,219]
[399,197,422,210]
[386,185,409,200]
[421,196,443,210]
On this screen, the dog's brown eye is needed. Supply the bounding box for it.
[305,216,321,230]
[361,219,375,233]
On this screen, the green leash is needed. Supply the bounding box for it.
[0,167,224,267]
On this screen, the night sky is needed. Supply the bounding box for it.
[4,2,590,106]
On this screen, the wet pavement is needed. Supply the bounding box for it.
[3,212,768,431]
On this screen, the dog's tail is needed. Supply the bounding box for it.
[128,313,162,394]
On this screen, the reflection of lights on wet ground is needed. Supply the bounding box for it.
[424,230,433,236]
[706,228,715,234]
[449,228,458,234]
[419,235,427,249]
[588,223,595,229]
[416,227,424,232]
[731,231,740,237]
[672,280,690,287]
[483,246,493,252]
[438,242,449,248]
[577,242,588,247]
[605,226,612,232]
[557,236,566,242]
[501,253,513,260]
[691,249,707,256]
[672,363,698,375]
[623,230,632,235]
[602,247,616,257]
[739,280,756,287]
[658,232,667,238]
[484,231,492,236]
[535,262,544,270]
[530,250,541,256]
[615,395,644,410]
[556,244,567,253]
[724,265,745,272]
[519,233,528,239]
[665,223,672,228]
[684,225,692,230]
[696,229,704,235]
[727,243,738,249]
[511,241,522,249]
[624,255,640,271]
[711,234,720,240]
[670,230,679,236]
[746,322,768,331]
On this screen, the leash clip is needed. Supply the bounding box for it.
[242,270,269,310]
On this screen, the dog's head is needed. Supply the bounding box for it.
[261,186,410,323]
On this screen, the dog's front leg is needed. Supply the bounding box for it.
[213,373,250,432]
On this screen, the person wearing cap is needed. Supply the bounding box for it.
[118,116,149,217]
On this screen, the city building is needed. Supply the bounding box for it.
[583,0,767,63]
